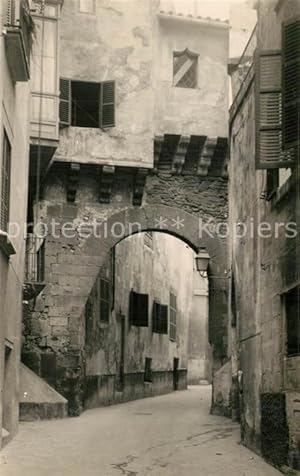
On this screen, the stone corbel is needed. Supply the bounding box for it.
[66,163,80,202]
[197,137,217,176]
[172,135,190,175]
[99,165,115,204]
[133,168,148,206]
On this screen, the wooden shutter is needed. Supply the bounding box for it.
[152,302,168,334]
[129,290,148,326]
[255,50,294,169]
[0,131,11,232]
[6,0,15,25]
[170,293,177,341]
[100,81,115,128]
[282,19,300,149]
[59,78,71,128]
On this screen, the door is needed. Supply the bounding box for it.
[173,357,179,391]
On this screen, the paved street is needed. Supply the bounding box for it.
[0,386,281,476]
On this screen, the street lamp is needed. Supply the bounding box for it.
[195,247,210,277]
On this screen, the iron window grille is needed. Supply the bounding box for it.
[25,234,45,283]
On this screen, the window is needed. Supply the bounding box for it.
[169,292,177,341]
[59,79,115,129]
[255,50,294,170]
[129,290,149,326]
[282,19,300,150]
[152,301,168,334]
[0,130,11,232]
[173,49,198,89]
[99,278,110,322]
[79,0,95,14]
[144,357,152,383]
[285,285,300,356]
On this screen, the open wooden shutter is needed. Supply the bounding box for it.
[59,78,71,128]
[255,50,294,169]
[99,81,115,128]
[282,19,300,150]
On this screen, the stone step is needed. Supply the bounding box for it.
[19,363,68,421]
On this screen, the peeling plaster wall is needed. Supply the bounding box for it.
[154,16,229,137]
[55,0,156,168]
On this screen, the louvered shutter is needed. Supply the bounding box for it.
[100,81,115,128]
[255,50,294,169]
[159,305,168,334]
[59,78,71,128]
[282,20,300,150]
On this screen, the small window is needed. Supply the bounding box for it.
[79,0,95,14]
[153,301,168,334]
[59,79,115,129]
[173,49,198,89]
[266,169,279,200]
[0,130,11,232]
[99,278,110,322]
[285,285,300,356]
[144,357,152,383]
[169,292,177,341]
[129,290,149,326]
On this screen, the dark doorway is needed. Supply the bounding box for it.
[173,357,179,390]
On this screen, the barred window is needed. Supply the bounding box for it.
[173,50,198,89]
[0,130,11,232]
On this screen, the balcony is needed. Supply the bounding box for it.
[229,24,257,100]
[23,233,46,300]
[4,0,34,82]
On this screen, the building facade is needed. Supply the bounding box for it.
[20,0,229,418]
[0,0,34,448]
[228,0,300,469]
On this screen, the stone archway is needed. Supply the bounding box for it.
[24,164,229,415]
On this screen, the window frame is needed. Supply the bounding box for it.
[59,78,115,129]
[173,49,198,89]
[129,290,149,327]
[152,300,168,335]
[0,129,11,233]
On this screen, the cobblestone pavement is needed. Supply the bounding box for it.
[0,386,281,476]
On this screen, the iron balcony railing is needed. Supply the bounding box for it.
[236,23,257,90]
[25,233,45,283]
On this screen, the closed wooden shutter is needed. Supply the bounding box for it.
[170,292,177,341]
[282,20,300,149]
[59,78,71,128]
[0,130,11,232]
[100,81,115,128]
[129,290,149,326]
[6,0,15,25]
[255,51,294,169]
[153,301,168,334]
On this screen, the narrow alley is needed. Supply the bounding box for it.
[0,387,280,476]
